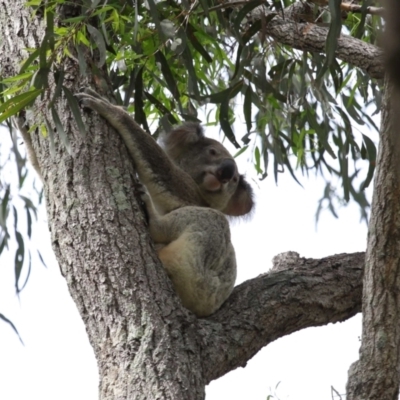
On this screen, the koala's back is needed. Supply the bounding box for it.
[154,207,236,317]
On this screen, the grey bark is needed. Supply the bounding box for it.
[346,2,400,398]
[239,0,384,79]
[0,1,377,399]
[346,81,400,400]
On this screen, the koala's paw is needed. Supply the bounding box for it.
[74,88,110,110]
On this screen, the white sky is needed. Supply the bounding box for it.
[0,124,369,400]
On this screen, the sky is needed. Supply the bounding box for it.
[0,125,370,400]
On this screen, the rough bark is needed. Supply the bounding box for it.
[0,1,376,399]
[346,81,400,400]
[240,1,384,79]
[346,2,400,398]
[201,251,364,382]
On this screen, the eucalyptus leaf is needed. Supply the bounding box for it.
[87,24,106,67]
[51,106,72,155]
[63,86,87,138]
[0,313,24,345]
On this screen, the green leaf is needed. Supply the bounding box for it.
[198,0,210,17]
[254,146,263,174]
[181,44,200,99]
[219,82,244,148]
[87,24,106,67]
[317,0,342,80]
[234,0,268,33]
[233,145,249,158]
[123,69,136,108]
[44,117,56,157]
[0,185,10,226]
[32,67,50,91]
[63,86,87,138]
[239,19,262,46]
[39,33,49,69]
[45,8,55,51]
[1,72,34,83]
[220,103,239,148]
[0,313,24,345]
[155,51,181,105]
[134,67,150,133]
[0,89,42,124]
[355,0,373,38]
[37,250,48,268]
[62,16,86,23]
[48,69,65,108]
[14,226,24,293]
[76,45,88,77]
[361,134,376,189]
[27,205,32,238]
[185,24,212,63]
[243,69,286,103]
[51,106,72,154]
[19,251,32,292]
[200,80,243,104]
[146,0,165,41]
[232,20,262,80]
[243,84,252,133]
[144,91,178,125]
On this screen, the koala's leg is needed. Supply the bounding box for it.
[157,222,236,317]
[138,185,175,244]
[143,205,237,317]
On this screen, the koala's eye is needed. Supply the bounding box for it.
[209,148,217,156]
[233,177,238,183]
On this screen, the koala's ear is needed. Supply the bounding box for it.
[162,122,204,159]
[223,175,254,216]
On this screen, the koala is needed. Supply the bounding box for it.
[76,88,253,316]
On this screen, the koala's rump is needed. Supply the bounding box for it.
[157,207,236,317]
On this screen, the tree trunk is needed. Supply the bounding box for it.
[346,2,400,398]
[0,1,377,399]
[346,80,400,400]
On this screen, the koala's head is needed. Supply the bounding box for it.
[162,122,253,216]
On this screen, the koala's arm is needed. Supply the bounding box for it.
[75,89,205,213]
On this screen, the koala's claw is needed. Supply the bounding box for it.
[133,182,147,196]
[133,182,151,210]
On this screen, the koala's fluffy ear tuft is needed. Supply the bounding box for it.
[222,175,254,216]
[162,122,204,159]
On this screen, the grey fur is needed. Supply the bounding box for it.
[75,88,253,316]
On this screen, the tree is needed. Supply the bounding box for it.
[0,0,394,399]
[346,2,400,398]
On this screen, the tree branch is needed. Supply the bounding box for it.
[265,16,383,79]
[199,251,365,383]
[235,1,384,79]
[307,0,384,17]
[341,3,384,17]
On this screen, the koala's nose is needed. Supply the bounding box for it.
[216,159,237,183]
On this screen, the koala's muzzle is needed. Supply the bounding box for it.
[216,159,237,183]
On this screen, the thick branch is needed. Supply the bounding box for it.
[237,2,384,79]
[341,3,384,17]
[307,0,384,16]
[199,251,365,383]
[265,16,383,79]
